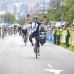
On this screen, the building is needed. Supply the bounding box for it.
[30,1,50,15]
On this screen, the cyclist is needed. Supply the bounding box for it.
[25,14,30,25]
[18,25,22,35]
[13,25,17,34]
[25,14,31,35]
[29,15,46,55]
[2,25,7,37]
[22,25,28,43]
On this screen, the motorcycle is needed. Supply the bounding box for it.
[39,27,46,45]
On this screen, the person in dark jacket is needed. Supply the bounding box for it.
[53,27,57,44]
[56,27,61,45]
[65,26,70,47]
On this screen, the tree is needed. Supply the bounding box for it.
[1,13,16,24]
[46,0,74,24]
[17,17,25,25]
[6,13,16,24]
[38,15,43,21]
[64,0,74,24]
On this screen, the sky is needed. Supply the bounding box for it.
[24,0,49,3]
[0,0,50,4]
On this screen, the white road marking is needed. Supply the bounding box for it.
[48,64,53,68]
[44,64,64,74]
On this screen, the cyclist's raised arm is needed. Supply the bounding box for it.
[41,15,47,26]
[24,14,30,24]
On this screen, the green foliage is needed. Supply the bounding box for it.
[46,16,50,25]
[17,17,25,25]
[69,46,74,51]
[46,0,74,24]
[63,0,74,24]
[1,13,16,24]
[38,16,43,21]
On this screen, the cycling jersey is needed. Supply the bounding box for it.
[22,29,27,35]
[30,21,41,33]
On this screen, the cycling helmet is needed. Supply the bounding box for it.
[33,15,38,19]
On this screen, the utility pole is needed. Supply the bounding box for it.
[60,0,65,26]
[50,0,51,26]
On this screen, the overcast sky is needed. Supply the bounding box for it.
[0,0,50,4]
[22,0,43,3]
[19,0,49,4]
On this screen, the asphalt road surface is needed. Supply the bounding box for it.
[0,34,74,74]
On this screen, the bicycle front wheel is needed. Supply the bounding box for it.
[23,35,27,46]
[35,43,38,58]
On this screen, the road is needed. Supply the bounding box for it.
[0,34,74,74]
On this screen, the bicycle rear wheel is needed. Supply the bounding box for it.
[25,41,26,46]
[35,47,38,58]
[23,35,27,46]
